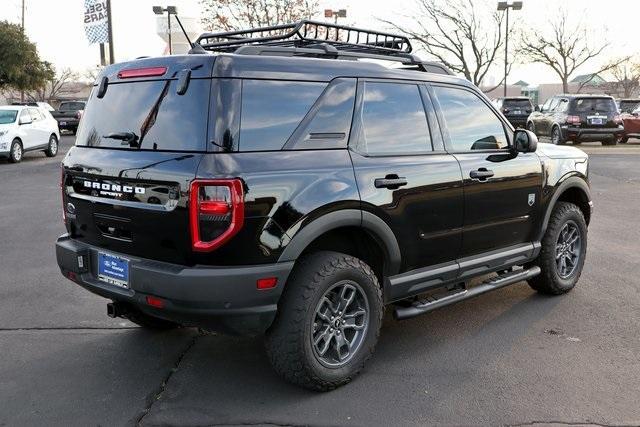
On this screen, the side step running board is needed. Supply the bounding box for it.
[393,266,541,320]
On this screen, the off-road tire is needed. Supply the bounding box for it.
[529,202,587,295]
[8,139,22,163]
[265,251,383,391]
[45,134,58,157]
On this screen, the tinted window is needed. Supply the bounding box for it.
[239,80,326,151]
[503,99,533,110]
[619,100,640,114]
[59,102,85,111]
[0,110,17,124]
[434,86,508,151]
[572,98,617,113]
[358,82,431,155]
[76,79,211,151]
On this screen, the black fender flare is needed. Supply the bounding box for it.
[277,209,402,276]
[538,176,592,241]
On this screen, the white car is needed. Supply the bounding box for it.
[0,105,61,163]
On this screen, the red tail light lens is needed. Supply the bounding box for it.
[189,179,244,252]
[117,66,167,79]
[566,115,581,125]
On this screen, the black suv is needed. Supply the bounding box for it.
[494,96,534,128]
[56,21,593,391]
[527,94,624,145]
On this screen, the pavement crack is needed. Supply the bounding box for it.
[135,331,202,426]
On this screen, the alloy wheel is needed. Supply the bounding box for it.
[50,137,58,155]
[555,220,582,279]
[12,143,22,161]
[312,280,369,368]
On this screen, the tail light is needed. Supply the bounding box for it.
[76,110,83,120]
[189,179,244,252]
[566,115,581,125]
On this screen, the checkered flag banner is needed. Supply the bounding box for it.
[84,0,109,45]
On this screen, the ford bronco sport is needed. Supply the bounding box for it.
[56,21,592,391]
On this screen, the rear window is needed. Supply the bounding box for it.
[238,80,327,151]
[572,98,617,113]
[60,102,85,111]
[503,99,532,109]
[76,79,211,152]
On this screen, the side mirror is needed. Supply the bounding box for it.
[514,129,538,153]
[19,116,32,125]
[535,105,541,112]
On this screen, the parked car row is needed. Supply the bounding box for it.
[494,94,640,146]
[0,99,86,163]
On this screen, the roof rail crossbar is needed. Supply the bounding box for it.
[196,20,413,55]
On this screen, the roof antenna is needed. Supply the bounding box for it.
[172,14,206,54]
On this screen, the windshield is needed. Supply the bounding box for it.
[76,79,210,151]
[573,98,617,113]
[59,102,85,111]
[619,100,640,114]
[0,110,18,124]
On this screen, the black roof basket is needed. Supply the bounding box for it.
[196,20,413,55]
[194,20,452,75]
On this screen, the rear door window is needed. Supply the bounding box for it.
[355,81,432,155]
[76,79,211,151]
[238,80,326,151]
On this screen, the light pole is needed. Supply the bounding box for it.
[497,1,522,96]
[153,5,178,55]
[324,8,347,25]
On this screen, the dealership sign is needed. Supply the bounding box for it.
[84,0,109,44]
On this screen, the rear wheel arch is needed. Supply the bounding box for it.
[278,209,401,283]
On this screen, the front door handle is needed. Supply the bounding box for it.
[374,175,408,189]
[469,168,494,181]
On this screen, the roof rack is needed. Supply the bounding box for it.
[194,20,452,75]
[197,20,413,55]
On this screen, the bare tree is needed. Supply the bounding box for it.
[519,10,613,93]
[200,0,318,32]
[382,0,514,89]
[26,67,79,102]
[605,59,640,98]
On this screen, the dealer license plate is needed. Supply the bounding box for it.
[97,252,129,288]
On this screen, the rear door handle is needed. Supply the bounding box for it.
[469,168,494,181]
[374,175,408,189]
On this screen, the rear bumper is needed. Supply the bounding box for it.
[55,119,79,129]
[506,116,528,128]
[55,234,294,335]
[562,125,624,142]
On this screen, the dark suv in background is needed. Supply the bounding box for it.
[51,100,86,134]
[527,94,623,145]
[56,21,593,391]
[494,96,534,128]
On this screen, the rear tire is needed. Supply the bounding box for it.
[265,251,383,391]
[8,139,22,163]
[620,136,628,144]
[529,202,587,295]
[45,134,58,157]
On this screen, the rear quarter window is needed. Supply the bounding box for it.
[238,80,327,151]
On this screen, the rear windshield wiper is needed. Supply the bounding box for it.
[103,132,140,148]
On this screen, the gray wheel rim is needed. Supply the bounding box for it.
[555,220,582,279]
[50,137,57,154]
[12,143,22,161]
[552,128,560,144]
[312,280,369,368]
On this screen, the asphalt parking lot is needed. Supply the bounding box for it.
[1,135,639,426]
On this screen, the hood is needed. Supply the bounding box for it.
[536,143,588,160]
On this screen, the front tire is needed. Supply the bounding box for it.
[529,202,587,295]
[265,251,383,391]
[45,134,58,157]
[527,122,536,134]
[551,126,565,145]
[8,139,23,163]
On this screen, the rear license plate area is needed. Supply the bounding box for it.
[588,117,604,125]
[97,252,129,288]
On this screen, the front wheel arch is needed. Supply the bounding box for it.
[538,178,591,242]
